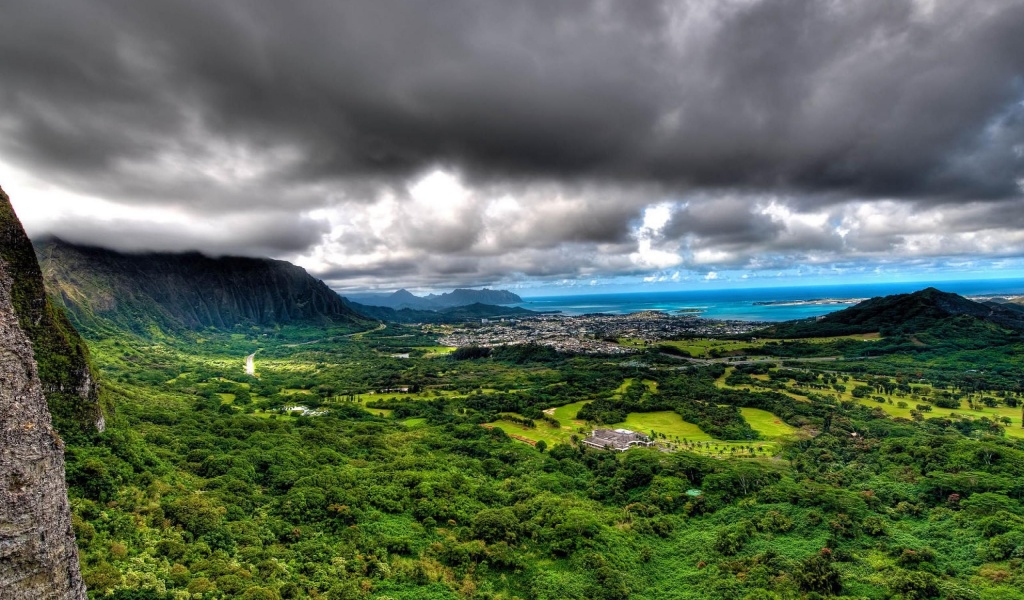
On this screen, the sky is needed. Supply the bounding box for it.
[2,0,1024,295]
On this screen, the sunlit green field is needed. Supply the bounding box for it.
[612,377,658,395]
[413,345,457,357]
[740,407,798,437]
[647,332,881,358]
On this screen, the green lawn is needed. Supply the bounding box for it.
[551,400,589,425]
[740,407,797,437]
[413,346,456,357]
[654,333,881,358]
[484,419,569,447]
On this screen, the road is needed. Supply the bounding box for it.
[245,352,256,376]
[346,323,386,339]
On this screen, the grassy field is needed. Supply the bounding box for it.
[484,419,570,447]
[651,333,881,358]
[616,411,782,457]
[740,407,798,437]
[552,400,589,424]
[612,378,658,396]
[413,346,456,357]
[714,367,811,402]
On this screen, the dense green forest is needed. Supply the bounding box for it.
[57,301,1024,600]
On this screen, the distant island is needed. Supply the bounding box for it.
[752,298,866,307]
[753,293,1024,309]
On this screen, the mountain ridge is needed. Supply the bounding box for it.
[347,287,522,310]
[36,238,371,334]
[343,299,535,323]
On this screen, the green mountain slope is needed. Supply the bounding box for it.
[757,287,1024,339]
[36,238,373,335]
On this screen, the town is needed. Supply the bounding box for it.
[435,310,766,353]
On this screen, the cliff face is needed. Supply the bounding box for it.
[0,189,104,440]
[0,194,86,598]
[36,238,371,334]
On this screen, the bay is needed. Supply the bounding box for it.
[515,279,1024,321]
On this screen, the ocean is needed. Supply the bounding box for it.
[514,279,1024,322]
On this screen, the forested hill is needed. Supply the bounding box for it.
[429,288,523,307]
[756,287,1024,338]
[35,238,373,335]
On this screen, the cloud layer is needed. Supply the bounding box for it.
[1,0,1023,290]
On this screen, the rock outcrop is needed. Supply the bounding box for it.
[0,190,86,598]
[0,189,104,440]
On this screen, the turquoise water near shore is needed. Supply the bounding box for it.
[515,279,1024,321]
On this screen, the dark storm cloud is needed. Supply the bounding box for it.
[2,0,1024,286]
[663,198,784,248]
[4,0,1023,200]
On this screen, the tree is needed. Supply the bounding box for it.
[472,508,519,543]
[793,549,842,596]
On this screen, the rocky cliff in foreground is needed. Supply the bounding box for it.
[0,189,104,440]
[0,188,86,598]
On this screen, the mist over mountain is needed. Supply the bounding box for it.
[36,238,371,335]
[346,288,523,311]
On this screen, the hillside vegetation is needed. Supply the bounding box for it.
[37,253,1024,599]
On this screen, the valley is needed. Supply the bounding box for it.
[12,234,1024,600]
[50,279,1024,599]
